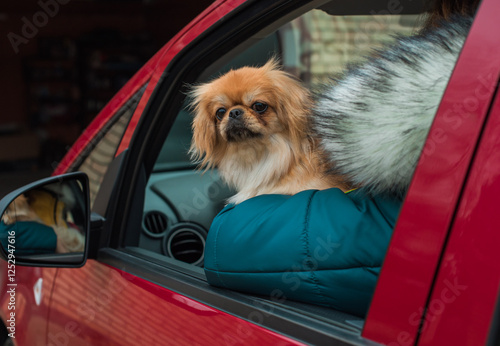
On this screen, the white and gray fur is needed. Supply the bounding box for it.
[313,16,472,196]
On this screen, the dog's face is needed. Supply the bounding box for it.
[190,59,312,169]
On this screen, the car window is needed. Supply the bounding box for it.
[71,85,145,206]
[117,1,473,342]
[141,9,422,264]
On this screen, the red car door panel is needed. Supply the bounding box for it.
[0,265,57,346]
[47,259,299,345]
[363,0,500,343]
[419,86,500,345]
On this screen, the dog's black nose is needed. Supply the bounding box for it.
[229,108,244,119]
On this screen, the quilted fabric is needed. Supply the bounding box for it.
[204,188,401,317]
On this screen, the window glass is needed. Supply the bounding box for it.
[73,85,146,207]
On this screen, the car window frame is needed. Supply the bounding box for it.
[69,85,146,206]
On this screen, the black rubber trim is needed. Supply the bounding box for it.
[487,287,500,346]
[92,150,127,218]
[318,0,425,15]
[98,247,375,345]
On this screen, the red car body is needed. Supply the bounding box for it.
[1,0,500,345]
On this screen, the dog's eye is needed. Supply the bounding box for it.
[215,108,226,121]
[252,102,268,114]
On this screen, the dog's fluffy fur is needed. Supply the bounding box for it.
[313,16,472,196]
[190,59,347,204]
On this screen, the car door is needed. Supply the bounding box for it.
[42,27,160,346]
[43,0,499,345]
[418,80,500,346]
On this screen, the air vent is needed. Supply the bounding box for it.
[143,211,169,237]
[163,223,207,266]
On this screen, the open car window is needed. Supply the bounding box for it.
[142,9,424,266]
[151,11,422,171]
[119,1,472,341]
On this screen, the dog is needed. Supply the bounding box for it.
[189,59,349,204]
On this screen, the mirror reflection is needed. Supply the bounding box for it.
[0,178,86,256]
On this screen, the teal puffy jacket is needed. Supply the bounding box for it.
[0,220,57,256]
[204,188,401,317]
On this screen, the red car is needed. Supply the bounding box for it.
[1,0,500,344]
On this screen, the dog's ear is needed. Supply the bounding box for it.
[189,84,219,169]
[262,57,281,72]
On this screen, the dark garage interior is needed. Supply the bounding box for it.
[0,0,212,196]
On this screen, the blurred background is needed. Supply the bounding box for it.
[0,0,212,197]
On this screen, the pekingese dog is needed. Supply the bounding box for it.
[189,59,348,204]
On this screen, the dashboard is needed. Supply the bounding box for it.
[141,169,234,266]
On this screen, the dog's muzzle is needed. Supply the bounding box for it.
[224,111,260,142]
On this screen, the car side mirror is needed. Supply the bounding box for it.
[0,172,90,267]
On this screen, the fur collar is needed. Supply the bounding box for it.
[313,16,472,197]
